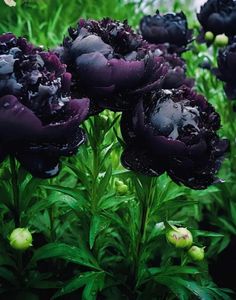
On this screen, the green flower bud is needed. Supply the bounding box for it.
[204,31,214,42]
[115,179,124,187]
[214,34,229,47]
[9,228,33,251]
[166,226,193,248]
[117,184,128,195]
[188,246,205,261]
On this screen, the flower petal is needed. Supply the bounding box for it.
[16,152,60,179]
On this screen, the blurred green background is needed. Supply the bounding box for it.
[0,0,197,48]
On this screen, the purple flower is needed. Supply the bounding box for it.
[197,0,236,36]
[121,88,229,189]
[0,33,89,178]
[140,10,192,53]
[58,18,192,112]
[214,42,236,99]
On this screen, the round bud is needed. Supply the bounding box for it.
[204,31,214,42]
[115,179,124,187]
[9,228,33,251]
[117,184,128,195]
[188,246,205,261]
[166,226,193,248]
[214,34,229,47]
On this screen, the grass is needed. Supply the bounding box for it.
[0,0,145,47]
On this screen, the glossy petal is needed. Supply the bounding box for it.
[140,11,192,50]
[62,18,191,112]
[121,88,228,189]
[197,0,236,36]
[16,152,60,179]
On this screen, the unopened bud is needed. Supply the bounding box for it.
[9,228,33,251]
[166,226,193,248]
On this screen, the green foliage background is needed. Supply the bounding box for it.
[0,0,235,299]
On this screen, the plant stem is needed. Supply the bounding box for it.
[133,177,155,289]
[9,156,20,227]
[90,116,101,214]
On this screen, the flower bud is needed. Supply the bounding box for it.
[188,245,205,261]
[166,226,193,248]
[115,179,124,187]
[214,34,229,47]
[9,228,33,251]
[204,31,214,42]
[116,184,128,195]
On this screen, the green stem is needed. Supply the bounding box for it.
[10,156,20,227]
[91,116,101,213]
[133,177,155,289]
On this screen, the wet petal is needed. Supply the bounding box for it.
[0,95,42,142]
[16,152,60,179]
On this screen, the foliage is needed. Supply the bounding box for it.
[0,0,235,299]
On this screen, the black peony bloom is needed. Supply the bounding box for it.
[0,33,89,178]
[197,0,236,36]
[140,10,192,53]
[57,18,192,113]
[121,88,228,189]
[214,42,236,99]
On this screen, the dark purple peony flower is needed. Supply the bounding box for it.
[121,88,229,189]
[197,0,236,36]
[214,42,236,99]
[57,18,192,113]
[140,10,192,53]
[0,33,89,178]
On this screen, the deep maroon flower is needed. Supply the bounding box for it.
[140,10,192,53]
[214,42,236,99]
[0,33,89,178]
[121,88,228,189]
[58,18,192,113]
[197,0,236,36]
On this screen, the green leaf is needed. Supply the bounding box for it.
[230,201,236,223]
[172,278,214,300]
[0,182,13,210]
[31,243,100,270]
[193,230,224,238]
[42,185,87,209]
[155,275,189,300]
[0,267,17,285]
[89,215,109,249]
[82,271,105,300]
[52,271,105,299]
[20,177,41,210]
[97,165,112,200]
[217,217,236,235]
